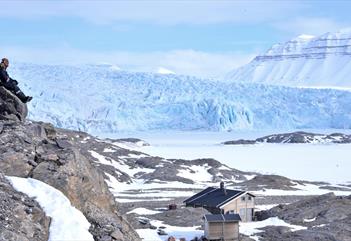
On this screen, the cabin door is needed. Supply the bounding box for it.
[246,208,253,222]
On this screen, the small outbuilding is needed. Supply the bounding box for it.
[203,214,241,241]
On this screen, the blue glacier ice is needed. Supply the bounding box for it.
[10,62,351,134]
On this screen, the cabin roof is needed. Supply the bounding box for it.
[184,186,255,208]
[204,214,241,222]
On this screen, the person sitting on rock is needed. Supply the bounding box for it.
[0,58,32,103]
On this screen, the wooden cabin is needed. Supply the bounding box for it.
[184,182,255,222]
[203,214,241,241]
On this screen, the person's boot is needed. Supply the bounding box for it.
[25,96,33,103]
[15,90,28,103]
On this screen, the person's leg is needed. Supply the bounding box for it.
[3,81,16,92]
[5,82,31,103]
[15,89,28,102]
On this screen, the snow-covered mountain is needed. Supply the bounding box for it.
[225,29,351,87]
[11,62,351,133]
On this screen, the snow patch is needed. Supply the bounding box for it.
[240,217,307,240]
[127,208,161,215]
[157,67,176,75]
[304,217,316,222]
[177,165,213,183]
[7,176,94,241]
[103,148,116,153]
[244,174,256,181]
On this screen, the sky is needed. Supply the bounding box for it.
[0,0,350,77]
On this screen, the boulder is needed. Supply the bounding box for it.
[0,87,27,122]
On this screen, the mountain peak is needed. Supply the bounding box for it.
[226,29,351,87]
[293,34,315,41]
[319,28,351,39]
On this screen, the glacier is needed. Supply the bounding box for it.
[9,62,351,133]
[225,29,351,87]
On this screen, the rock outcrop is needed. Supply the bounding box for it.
[0,120,140,241]
[223,131,351,145]
[0,172,50,241]
[237,175,302,191]
[255,193,351,241]
[0,87,27,122]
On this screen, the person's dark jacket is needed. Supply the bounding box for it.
[0,67,18,90]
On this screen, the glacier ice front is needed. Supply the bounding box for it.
[11,62,351,133]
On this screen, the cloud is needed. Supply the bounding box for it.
[273,17,348,36]
[0,1,304,25]
[2,46,255,78]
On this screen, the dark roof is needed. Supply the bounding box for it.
[204,214,241,222]
[184,187,246,208]
[183,187,216,203]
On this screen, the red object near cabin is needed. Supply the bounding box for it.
[168,204,177,210]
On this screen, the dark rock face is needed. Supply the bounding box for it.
[255,193,351,241]
[0,172,50,241]
[0,120,140,241]
[223,131,351,145]
[0,87,27,122]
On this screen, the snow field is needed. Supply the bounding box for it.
[135,131,351,183]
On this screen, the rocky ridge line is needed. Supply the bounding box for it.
[223,131,351,145]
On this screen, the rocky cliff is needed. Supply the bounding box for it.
[0,88,140,241]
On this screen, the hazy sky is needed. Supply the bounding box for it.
[1,0,350,77]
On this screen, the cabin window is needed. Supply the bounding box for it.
[241,197,245,201]
[248,196,252,201]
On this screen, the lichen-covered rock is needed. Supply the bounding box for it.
[0,87,27,122]
[0,172,50,241]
